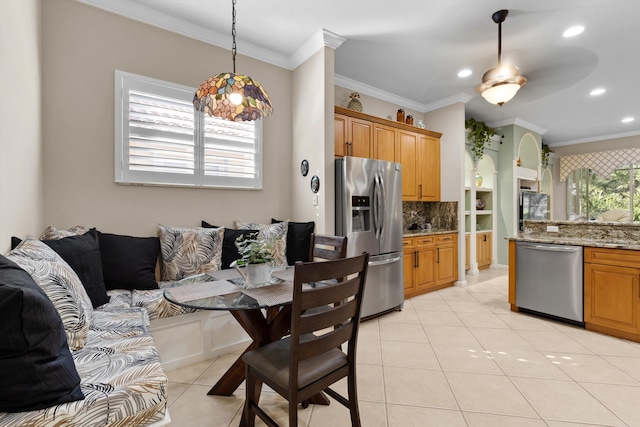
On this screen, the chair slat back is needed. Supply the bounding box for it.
[290,254,369,369]
[308,234,348,262]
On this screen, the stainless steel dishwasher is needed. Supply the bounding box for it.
[516,241,584,324]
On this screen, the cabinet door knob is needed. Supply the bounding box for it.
[437,248,440,264]
[419,184,423,199]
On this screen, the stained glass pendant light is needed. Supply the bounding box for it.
[193,0,272,121]
[476,10,526,106]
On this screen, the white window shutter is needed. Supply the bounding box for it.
[115,70,262,189]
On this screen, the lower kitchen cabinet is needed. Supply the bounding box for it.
[465,234,470,270]
[476,231,492,269]
[584,247,640,339]
[404,233,458,298]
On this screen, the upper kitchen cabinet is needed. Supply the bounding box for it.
[334,107,442,201]
[401,132,440,201]
[334,112,373,158]
[373,123,398,162]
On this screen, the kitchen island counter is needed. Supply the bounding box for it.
[513,220,640,249]
[509,220,640,343]
[507,235,640,250]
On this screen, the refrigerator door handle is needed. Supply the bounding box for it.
[373,173,381,239]
[369,256,402,267]
[378,170,386,240]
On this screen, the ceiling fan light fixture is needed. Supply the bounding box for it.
[193,0,272,122]
[480,82,522,106]
[477,9,526,106]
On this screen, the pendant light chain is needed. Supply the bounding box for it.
[231,0,237,74]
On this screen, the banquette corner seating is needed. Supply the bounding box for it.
[0,219,315,427]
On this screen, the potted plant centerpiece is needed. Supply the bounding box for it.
[233,234,275,288]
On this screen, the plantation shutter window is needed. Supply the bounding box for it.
[115,70,263,189]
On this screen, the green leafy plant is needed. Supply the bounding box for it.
[541,143,553,168]
[465,118,496,163]
[234,234,274,265]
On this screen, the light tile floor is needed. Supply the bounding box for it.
[165,269,640,426]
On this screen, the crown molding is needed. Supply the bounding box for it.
[488,117,548,135]
[334,74,426,112]
[77,0,291,68]
[79,0,492,115]
[335,75,472,113]
[549,130,640,148]
[289,29,346,70]
[423,93,474,112]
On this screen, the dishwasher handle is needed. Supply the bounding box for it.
[518,242,582,253]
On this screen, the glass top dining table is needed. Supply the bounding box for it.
[163,266,295,311]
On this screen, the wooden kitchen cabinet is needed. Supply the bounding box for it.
[435,234,457,284]
[476,231,492,269]
[584,247,640,339]
[418,135,441,201]
[465,234,470,270]
[334,107,442,201]
[334,113,372,158]
[373,124,397,162]
[404,233,457,298]
[399,132,440,201]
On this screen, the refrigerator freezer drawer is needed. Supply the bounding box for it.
[361,253,404,319]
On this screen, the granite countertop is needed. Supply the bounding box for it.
[508,235,640,250]
[403,229,458,237]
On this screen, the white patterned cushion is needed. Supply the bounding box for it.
[0,307,168,427]
[158,224,224,281]
[7,238,93,350]
[39,224,88,240]
[235,220,289,266]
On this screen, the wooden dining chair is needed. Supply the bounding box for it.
[242,253,370,427]
[308,233,348,262]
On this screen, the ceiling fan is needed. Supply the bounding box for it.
[476,9,527,106]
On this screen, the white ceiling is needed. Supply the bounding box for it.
[81,0,640,147]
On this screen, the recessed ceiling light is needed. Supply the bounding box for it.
[563,26,585,38]
[621,117,635,123]
[458,69,472,78]
[590,88,606,96]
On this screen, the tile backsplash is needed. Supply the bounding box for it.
[403,201,458,231]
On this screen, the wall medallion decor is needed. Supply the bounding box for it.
[310,175,320,193]
[300,159,309,177]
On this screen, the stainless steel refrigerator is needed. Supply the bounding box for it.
[335,156,404,319]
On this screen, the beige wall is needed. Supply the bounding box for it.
[335,86,423,124]
[424,103,466,281]
[40,0,293,237]
[291,48,333,233]
[424,104,466,202]
[0,0,43,253]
